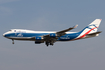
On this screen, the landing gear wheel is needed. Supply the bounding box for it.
[47,44,49,46]
[46,42,49,46]
[12,40,14,44]
[50,43,53,46]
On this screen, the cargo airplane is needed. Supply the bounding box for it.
[3,19,102,46]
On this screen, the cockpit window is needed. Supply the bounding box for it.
[9,30,12,31]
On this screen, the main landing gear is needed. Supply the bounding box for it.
[46,42,49,46]
[45,42,54,46]
[12,39,14,44]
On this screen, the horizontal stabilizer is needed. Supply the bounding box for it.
[86,31,102,36]
[83,31,102,38]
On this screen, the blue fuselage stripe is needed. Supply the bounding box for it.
[5,32,81,41]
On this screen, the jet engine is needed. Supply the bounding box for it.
[35,37,43,40]
[49,33,58,37]
[35,41,44,44]
[35,37,44,44]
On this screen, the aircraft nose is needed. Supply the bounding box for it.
[3,33,5,37]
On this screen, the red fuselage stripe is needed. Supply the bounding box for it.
[75,27,98,40]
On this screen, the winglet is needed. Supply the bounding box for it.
[73,24,78,28]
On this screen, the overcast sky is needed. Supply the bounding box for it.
[0,0,105,70]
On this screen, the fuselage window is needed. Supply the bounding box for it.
[14,30,16,32]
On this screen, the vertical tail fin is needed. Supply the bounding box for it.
[81,19,102,34]
[89,19,101,27]
[76,19,102,39]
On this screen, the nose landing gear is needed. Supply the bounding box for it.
[12,40,14,44]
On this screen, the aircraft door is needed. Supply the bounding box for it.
[14,30,17,36]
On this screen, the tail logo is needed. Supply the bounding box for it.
[85,24,98,31]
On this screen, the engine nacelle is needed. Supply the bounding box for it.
[35,41,42,44]
[49,33,58,37]
[35,37,43,40]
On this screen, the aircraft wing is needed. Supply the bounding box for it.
[43,25,78,46]
[44,24,78,37]
[57,25,78,34]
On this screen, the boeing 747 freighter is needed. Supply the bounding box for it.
[3,19,102,46]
